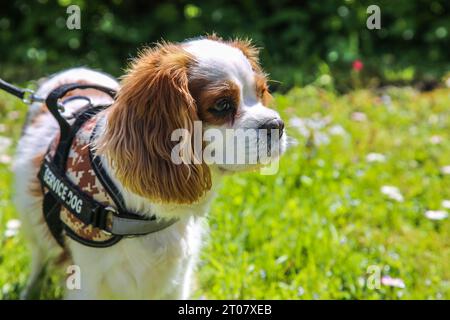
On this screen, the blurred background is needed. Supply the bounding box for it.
[0,1,449,299]
[0,0,449,91]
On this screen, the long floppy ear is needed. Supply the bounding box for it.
[97,42,211,204]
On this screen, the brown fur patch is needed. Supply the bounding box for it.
[97,42,211,204]
[255,73,273,106]
[55,250,71,266]
[28,152,45,197]
[189,79,240,126]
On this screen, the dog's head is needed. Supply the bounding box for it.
[99,36,286,204]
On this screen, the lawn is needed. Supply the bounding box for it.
[0,85,449,299]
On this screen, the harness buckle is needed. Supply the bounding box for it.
[101,206,116,236]
[91,205,116,231]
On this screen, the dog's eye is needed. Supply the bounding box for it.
[209,98,234,114]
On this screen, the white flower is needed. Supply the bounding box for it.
[300,175,313,186]
[4,219,21,238]
[425,210,448,221]
[381,276,405,289]
[442,200,450,209]
[0,154,11,164]
[366,153,386,163]
[290,117,328,134]
[4,229,19,238]
[430,135,443,145]
[441,166,450,175]
[289,117,310,138]
[328,125,347,136]
[381,185,404,202]
[351,112,367,122]
[314,132,330,146]
[0,136,12,154]
[305,118,329,130]
[6,219,21,230]
[289,117,331,145]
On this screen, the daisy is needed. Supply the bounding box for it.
[381,185,404,202]
[366,153,386,163]
[425,210,448,220]
[381,276,405,289]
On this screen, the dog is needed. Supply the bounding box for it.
[13,36,287,299]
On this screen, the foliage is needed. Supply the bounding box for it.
[0,85,448,299]
[0,1,449,91]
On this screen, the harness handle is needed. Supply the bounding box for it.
[45,83,116,142]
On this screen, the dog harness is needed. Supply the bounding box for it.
[34,83,178,248]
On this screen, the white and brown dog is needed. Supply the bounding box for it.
[13,36,286,299]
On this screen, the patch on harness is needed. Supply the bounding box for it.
[43,115,119,245]
[41,163,83,214]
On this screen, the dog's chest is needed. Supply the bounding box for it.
[69,216,205,299]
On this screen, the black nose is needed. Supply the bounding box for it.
[259,118,285,138]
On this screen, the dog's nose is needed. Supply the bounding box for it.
[259,118,285,138]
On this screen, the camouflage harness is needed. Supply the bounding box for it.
[37,84,178,248]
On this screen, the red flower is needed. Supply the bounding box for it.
[352,60,363,72]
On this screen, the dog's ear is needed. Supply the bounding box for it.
[98,42,211,204]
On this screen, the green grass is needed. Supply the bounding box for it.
[0,85,449,299]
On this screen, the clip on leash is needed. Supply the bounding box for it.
[0,78,45,104]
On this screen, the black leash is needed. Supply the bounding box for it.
[0,78,45,104]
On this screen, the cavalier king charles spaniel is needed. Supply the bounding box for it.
[13,36,287,299]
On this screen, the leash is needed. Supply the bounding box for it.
[1,76,178,248]
[0,78,45,104]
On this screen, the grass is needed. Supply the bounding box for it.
[0,84,449,299]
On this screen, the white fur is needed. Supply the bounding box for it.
[13,40,286,299]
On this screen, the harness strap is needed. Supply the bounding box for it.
[39,156,178,237]
[88,122,128,213]
[110,215,178,236]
